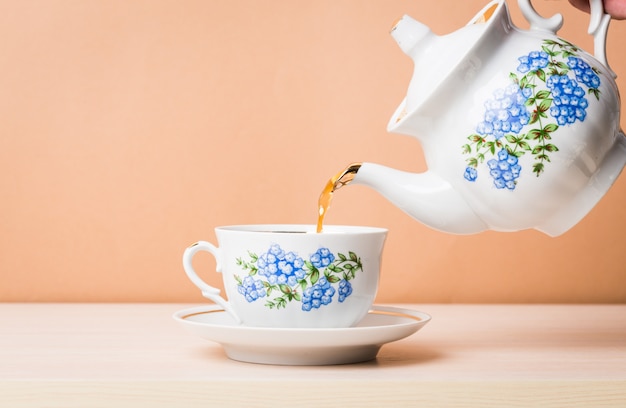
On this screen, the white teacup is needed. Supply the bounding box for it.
[182,224,387,328]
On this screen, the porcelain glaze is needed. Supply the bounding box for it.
[182,225,387,328]
[352,0,625,236]
[173,305,431,365]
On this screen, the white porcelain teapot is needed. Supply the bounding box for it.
[344,0,626,236]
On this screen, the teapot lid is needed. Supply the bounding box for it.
[389,0,508,130]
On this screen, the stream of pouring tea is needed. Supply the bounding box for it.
[316,163,362,233]
[316,179,335,233]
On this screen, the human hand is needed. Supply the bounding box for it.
[568,0,626,19]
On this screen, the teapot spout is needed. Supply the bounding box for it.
[353,163,488,234]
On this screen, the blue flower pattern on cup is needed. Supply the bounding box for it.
[463,40,602,190]
[235,245,363,311]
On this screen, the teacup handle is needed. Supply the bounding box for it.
[518,0,614,77]
[182,241,242,324]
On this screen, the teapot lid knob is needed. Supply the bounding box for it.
[390,15,432,56]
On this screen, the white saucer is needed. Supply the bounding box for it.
[173,305,431,365]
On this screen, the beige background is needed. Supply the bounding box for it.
[1,0,625,303]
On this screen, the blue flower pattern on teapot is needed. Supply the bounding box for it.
[463,39,602,190]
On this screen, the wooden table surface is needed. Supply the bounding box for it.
[1,303,625,407]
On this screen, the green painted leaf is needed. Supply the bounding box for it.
[310,270,319,285]
[535,90,550,99]
[483,141,494,153]
[589,88,601,100]
[562,39,577,49]
[562,50,575,58]
[538,99,552,112]
[526,129,541,140]
[543,123,558,133]
[536,69,546,82]
[548,67,560,76]
[324,275,338,284]
[520,76,529,88]
[529,112,540,125]
[537,154,551,162]
[542,44,557,56]
[544,143,559,152]
[328,264,343,273]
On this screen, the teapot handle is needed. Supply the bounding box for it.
[518,0,614,77]
[587,0,614,77]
